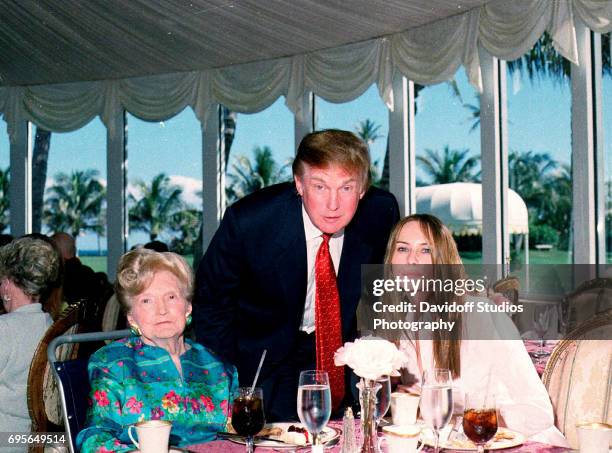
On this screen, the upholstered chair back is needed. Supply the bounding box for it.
[542,309,612,448]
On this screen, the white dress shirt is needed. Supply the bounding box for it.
[300,205,344,333]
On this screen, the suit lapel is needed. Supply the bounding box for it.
[274,193,308,327]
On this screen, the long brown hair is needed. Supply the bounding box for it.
[385,214,464,378]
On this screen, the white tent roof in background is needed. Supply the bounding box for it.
[415,182,528,235]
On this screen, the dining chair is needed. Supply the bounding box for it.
[26,309,80,453]
[101,293,121,332]
[563,277,612,332]
[47,328,131,453]
[492,276,520,315]
[542,308,612,448]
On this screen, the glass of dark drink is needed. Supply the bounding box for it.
[463,392,498,453]
[231,387,265,453]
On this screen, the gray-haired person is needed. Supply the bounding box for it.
[0,237,61,445]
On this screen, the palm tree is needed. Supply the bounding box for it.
[461,33,610,131]
[355,119,382,146]
[355,119,385,187]
[221,106,237,172]
[463,93,481,133]
[44,169,105,237]
[226,146,290,203]
[379,79,463,190]
[416,146,480,185]
[0,167,9,232]
[168,208,202,255]
[542,163,572,249]
[507,32,571,84]
[129,173,183,241]
[508,150,558,219]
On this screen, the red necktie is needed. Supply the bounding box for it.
[315,233,345,411]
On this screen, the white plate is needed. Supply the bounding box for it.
[228,422,341,450]
[421,427,525,451]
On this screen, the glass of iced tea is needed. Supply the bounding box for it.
[231,387,265,453]
[463,392,497,453]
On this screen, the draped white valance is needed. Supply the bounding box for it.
[0,0,610,142]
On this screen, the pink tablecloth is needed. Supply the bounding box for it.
[188,420,569,452]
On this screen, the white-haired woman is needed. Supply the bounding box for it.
[77,249,238,453]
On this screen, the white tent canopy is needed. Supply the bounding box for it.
[0,0,610,139]
[415,183,529,236]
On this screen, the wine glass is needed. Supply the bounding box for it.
[375,375,391,425]
[231,387,265,453]
[419,369,453,453]
[463,392,498,453]
[297,370,332,453]
[532,304,553,357]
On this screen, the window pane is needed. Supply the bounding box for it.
[507,34,572,266]
[126,109,202,265]
[603,33,612,263]
[414,68,482,262]
[44,119,107,272]
[315,85,389,188]
[0,121,9,236]
[225,97,294,204]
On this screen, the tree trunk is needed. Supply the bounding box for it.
[221,106,236,173]
[193,107,237,265]
[380,136,390,191]
[31,128,52,233]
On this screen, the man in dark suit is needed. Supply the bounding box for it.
[194,129,399,421]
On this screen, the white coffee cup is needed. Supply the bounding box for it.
[391,392,420,425]
[576,422,612,453]
[128,420,172,453]
[383,424,424,453]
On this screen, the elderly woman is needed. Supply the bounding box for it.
[385,214,567,447]
[0,237,59,440]
[77,249,237,452]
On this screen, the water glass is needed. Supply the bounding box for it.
[419,369,453,453]
[297,370,331,453]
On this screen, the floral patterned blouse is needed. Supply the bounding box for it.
[76,336,238,453]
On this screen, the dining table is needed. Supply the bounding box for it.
[187,419,571,452]
[188,341,565,452]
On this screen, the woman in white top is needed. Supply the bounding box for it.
[386,214,567,447]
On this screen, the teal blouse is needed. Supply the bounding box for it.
[76,336,238,453]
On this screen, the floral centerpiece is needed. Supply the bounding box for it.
[335,336,408,453]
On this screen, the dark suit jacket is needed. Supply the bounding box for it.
[194,182,400,385]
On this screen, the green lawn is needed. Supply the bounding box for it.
[459,249,572,265]
[80,256,108,273]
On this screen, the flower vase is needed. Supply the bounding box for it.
[357,378,382,453]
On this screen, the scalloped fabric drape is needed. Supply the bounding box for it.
[0,0,610,142]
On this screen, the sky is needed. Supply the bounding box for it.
[0,61,610,252]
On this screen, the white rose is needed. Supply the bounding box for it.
[334,336,409,381]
